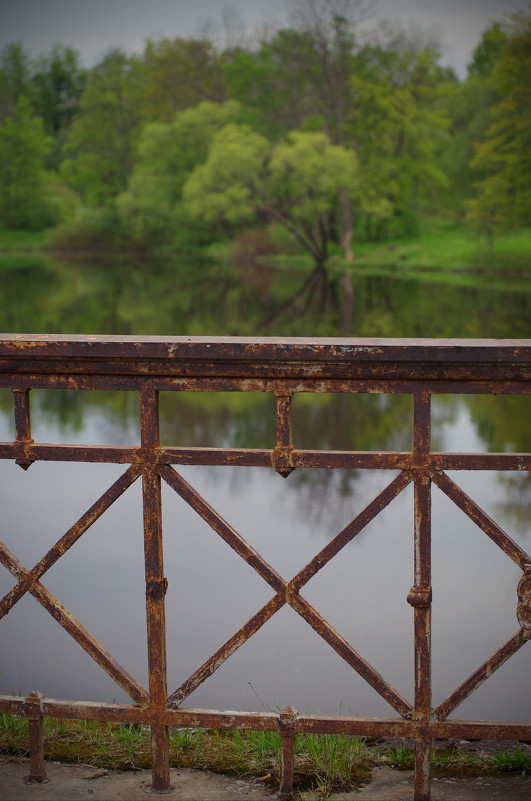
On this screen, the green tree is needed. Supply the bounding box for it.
[435,75,498,218]
[60,49,144,207]
[0,43,34,119]
[225,2,368,258]
[346,38,450,239]
[183,125,359,271]
[32,45,86,135]
[0,95,51,228]
[31,45,86,169]
[467,9,531,241]
[467,21,506,77]
[141,37,225,122]
[117,100,240,244]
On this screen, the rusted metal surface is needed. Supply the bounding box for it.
[279,706,297,797]
[0,336,530,801]
[24,691,47,784]
[517,565,531,632]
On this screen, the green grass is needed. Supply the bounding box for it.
[343,224,531,273]
[494,746,531,774]
[380,742,531,777]
[2,715,530,798]
[255,224,531,292]
[0,716,370,798]
[0,228,49,270]
[0,228,46,252]
[2,222,530,281]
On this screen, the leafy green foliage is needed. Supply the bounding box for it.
[0,1,530,254]
[467,9,531,236]
[468,22,506,77]
[0,43,34,119]
[60,49,144,206]
[31,45,86,136]
[348,44,451,240]
[141,37,225,122]
[0,96,52,228]
[184,126,358,268]
[494,746,531,773]
[117,100,240,245]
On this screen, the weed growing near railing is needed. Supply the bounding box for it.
[383,744,414,769]
[295,733,371,795]
[379,741,531,777]
[494,746,531,774]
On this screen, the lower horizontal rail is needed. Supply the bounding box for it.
[2,373,531,395]
[2,695,530,740]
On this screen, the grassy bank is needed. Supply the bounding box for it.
[0,229,46,252]
[1,715,529,799]
[0,228,49,271]
[256,223,531,278]
[350,223,531,273]
[2,223,531,283]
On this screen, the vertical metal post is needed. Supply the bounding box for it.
[12,389,34,470]
[24,691,47,783]
[140,390,171,792]
[279,706,297,797]
[410,393,432,801]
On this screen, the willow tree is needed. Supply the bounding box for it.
[183,124,359,272]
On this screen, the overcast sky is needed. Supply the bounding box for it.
[0,0,526,78]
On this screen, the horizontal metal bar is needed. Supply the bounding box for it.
[429,453,531,470]
[2,334,530,362]
[432,720,531,741]
[1,442,530,471]
[2,694,529,741]
[0,443,141,463]
[1,336,531,385]
[2,373,531,395]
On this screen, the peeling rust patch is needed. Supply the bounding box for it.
[517,565,531,632]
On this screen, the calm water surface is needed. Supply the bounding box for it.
[0,253,529,721]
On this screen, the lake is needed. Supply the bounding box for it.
[0,252,529,722]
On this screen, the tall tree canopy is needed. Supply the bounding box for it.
[141,37,225,122]
[467,8,531,235]
[0,96,50,228]
[117,100,240,243]
[60,49,144,206]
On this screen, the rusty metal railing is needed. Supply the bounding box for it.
[0,335,530,800]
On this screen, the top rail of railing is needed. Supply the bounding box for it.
[1,335,531,385]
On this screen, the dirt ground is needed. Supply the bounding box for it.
[1,756,530,801]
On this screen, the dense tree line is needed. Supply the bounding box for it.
[0,1,529,266]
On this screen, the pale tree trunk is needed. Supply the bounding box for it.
[340,190,354,261]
